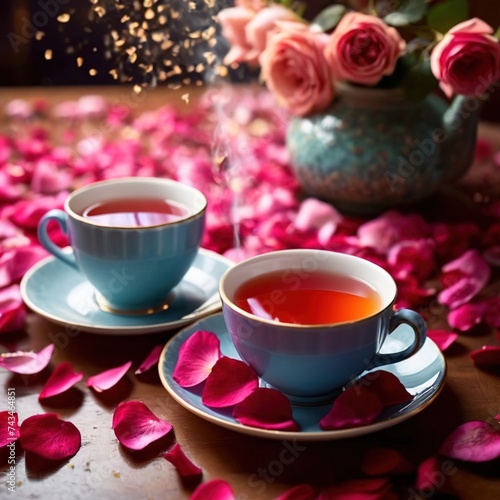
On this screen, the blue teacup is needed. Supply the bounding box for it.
[219,249,427,403]
[37,177,207,314]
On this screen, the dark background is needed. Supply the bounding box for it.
[1,0,499,122]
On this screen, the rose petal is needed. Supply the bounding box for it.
[191,479,235,500]
[86,361,131,392]
[0,246,47,288]
[274,484,316,500]
[427,330,458,352]
[470,346,500,367]
[164,443,202,479]
[0,343,54,374]
[202,356,259,408]
[112,400,172,450]
[173,330,222,387]
[415,456,456,495]
[447,302,487,331]
[233,388,300,431]
[39,362,84,400]
[355,371,413,407]
[361,447,414,476]
[438,277,487,310]
[19,413,81,460]
[439,421,500,462]
[0,411,19,447]
[135,345,163,375]
[294,198,342,232]
[319,386,383,430]
[0,284,26,333]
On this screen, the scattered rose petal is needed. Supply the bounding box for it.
[319,386,383,430]
[439,420,500,462]
[294,198,342,232]
[447,302,487,331]
[470,346,500,367]
[0,284,26,333]
[191,479,235,500]
[0,343,54,374]
[427,330,458,352]
[39,362,83,400]
[173,330,222,387]
[415,456,456,496]
[112,400,172,450]
[164,443,202,479]
[202,356,259,408]
[361,447,414,476]
[0,411,19,447]
[135,345,163,375]
[355,371,413,407]
[86,361,131,392]
[274,484,315,500]
[19,413,81,460]
[0,246,47,288]
[233,388,299,431]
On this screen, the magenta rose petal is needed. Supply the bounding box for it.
[0,284,26,333]
[202,357,259,408]
[361,447,414,476]
[164,443,202,479]
[112,400,172,450]
[172,330,222,387]
[415,456,456,495]
[447,302,487,331]
[233,388,300,431]
[274,484,315,500]
[39,362,84,400]
[0,343,54,374]
[470,346,500,367]
[319,386,383,430]
[0,411,20,447]
[86,361,131,392]
[439,421,500,462]
[19,413,81,460]
[357,371,413,407]
[191,478,235,500]
[135,345,163,375]
[427,330,458,352]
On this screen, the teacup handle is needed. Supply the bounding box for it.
[38,209,78,269]
[374,309,427,367]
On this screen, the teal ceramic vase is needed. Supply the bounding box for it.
[286,83,482,215]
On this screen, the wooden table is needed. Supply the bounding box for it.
[1,85,500,500]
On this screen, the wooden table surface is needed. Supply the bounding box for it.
[1,85,500,500]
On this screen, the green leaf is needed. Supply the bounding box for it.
[427,0,469,33]
[311,5,347,32]
[401,57,439,102]
[383,0,427,27]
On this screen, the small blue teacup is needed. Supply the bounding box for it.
[38,177,206,314]
[219,249,427,403]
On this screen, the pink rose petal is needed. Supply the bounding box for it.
[173,330,222,387]
[319,386,383,430]
[415,456,456,496]
[274,484,315,500]
[361,447,414,476]
[86,361,131,392]
[0,284,26,333]
[0,246,47,288]
[191,479,235,500]
[355,371,413,407]
[39,362,83,400]
[112,400,172,450]
[202,356,259,408]
[0,411,19,447]
[447,302,487,331]
[294,198,343,232]
[470,346,500,367]
[233,388,300,431]
[427,330,458,352]
[438,277,487,310]
[0,343,54,374]
[439,421,500,462]
[164,443,202,479]
[19,413,81,460]
[135,345,163,375]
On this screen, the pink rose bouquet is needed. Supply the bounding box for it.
[218,0,500,117]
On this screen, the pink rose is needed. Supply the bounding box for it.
[430,18,500,98]
[260,24,334,116]
[324,12,406,86]
[218,5,300,66]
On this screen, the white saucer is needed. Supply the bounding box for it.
[159,313,447,441]
[20,249,233,335]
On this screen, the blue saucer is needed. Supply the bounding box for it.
[159,313,446,441]
[20,249,233,335]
